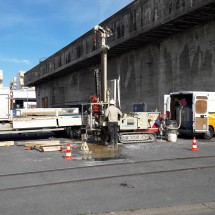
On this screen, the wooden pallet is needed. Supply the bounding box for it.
[23,140,63,152]
[34,145,62,152]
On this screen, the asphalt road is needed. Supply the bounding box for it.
[0,133,215,215]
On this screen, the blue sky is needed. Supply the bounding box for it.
[0,0,133,87]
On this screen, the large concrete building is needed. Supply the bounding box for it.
[25,0,215,111]
[10,71,26,90]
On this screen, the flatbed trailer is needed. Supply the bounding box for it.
[0,89,82,138]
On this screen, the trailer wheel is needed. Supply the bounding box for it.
[66,127,81,139]
[66,127,74,138]
[203,127,214,140]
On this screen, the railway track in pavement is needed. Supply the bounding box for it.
[1,155,215,192]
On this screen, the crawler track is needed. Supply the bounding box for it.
[119,132,156,143]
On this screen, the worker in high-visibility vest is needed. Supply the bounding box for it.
[105,99,122,148]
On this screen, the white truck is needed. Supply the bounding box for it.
[0,88,82,138]
[164,91,215,139]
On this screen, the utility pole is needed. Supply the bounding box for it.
[94,25,113,103]
[9,81,14,110]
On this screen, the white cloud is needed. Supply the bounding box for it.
[0,57,30,65]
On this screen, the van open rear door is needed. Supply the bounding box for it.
[164,95,170,118]
[193,94,208,133]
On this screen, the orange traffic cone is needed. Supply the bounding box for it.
[64,143,73,160]
[191,137,199,152]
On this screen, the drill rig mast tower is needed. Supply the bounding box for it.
[94,25,112,103]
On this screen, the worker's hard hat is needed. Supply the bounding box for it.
[110,99,115,105]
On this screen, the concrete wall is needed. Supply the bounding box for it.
[36,20,215,111]
[112,20,215,111]
[25,0,214,85]
[36,68,96,107]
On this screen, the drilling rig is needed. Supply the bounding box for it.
[81,25,160,144]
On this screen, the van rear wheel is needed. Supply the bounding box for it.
[203,127,213,140]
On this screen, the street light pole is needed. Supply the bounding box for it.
[26,89,28,109]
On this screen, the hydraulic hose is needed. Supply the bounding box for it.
[165,106,183,130]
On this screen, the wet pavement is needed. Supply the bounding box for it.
[72,143,126,161]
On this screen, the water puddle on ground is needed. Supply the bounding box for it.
[74,143,127,161]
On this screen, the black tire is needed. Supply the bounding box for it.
[66,127,74,138]
[203,127,214,140]
[66,127,81,139]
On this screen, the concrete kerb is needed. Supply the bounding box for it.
[88,201,215,215]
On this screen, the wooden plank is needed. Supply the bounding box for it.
[24,140,60,147]
[31,144,62,152]
[42,146,61,152]
[17,139,66,152]
[32,145,61,152]
[25,140,60,144]
[33,146,43,152]
[0,141,15,147]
